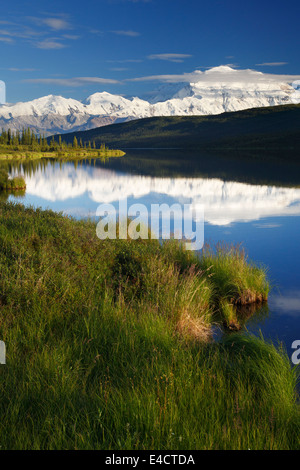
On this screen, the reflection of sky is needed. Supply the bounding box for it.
[9,160,300,354]
[271,291,300,314]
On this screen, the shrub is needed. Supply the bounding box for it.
[0,170,26,190]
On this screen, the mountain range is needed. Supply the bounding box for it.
[1,66,300,136]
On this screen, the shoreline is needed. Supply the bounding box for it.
[0,149,126,162]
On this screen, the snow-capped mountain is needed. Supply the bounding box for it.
[1,66,300,135]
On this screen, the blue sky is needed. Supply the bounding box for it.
[0,0,299,103]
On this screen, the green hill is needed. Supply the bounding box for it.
[52,104,300,159]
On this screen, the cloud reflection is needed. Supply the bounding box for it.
[11,162,300,226]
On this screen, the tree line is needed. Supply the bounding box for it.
[0,128,103,152]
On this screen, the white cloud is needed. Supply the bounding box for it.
[28,16,72,31]
[63,34,80,40]
[148,53,192,63]
[0,25,46,40]
[110,30,140,37]
[0,37,14,43]
[42,18,72,30]
[256,62,288,66]
[35,39,67,49]
[24,76,121,86]
[0,28,13,35]
[0,14,74,50]
[78,77,121,84]
[7,67,38,72]
[109,67,129,71]
[127,66,300,85]
[89,29,103,35]
[107,59,142,63]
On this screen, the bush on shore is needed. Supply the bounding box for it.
[0,169,26,190]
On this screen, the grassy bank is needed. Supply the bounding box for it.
[0,147,125,162]
[0,202,298,450]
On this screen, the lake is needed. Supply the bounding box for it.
[6,149,300,359]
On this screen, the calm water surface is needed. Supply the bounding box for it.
[6,150,300,357]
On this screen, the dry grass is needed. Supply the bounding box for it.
[176,309,212,342]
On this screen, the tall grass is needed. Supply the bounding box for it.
[0,201,298,449]
[197,243,269,329]
[199,242,269,302]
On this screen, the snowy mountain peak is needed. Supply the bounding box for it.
[205,65,237,74]
[84,91,118,103]
[1,66,300,135]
